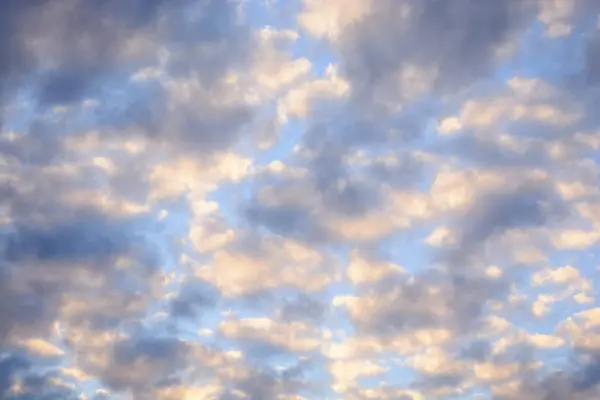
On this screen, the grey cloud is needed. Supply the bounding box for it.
[0,0,258,160]
[444,181,567,269]
[313,159,384,217]
[272,0,541,237]
[367,152,424,189]
[340,0,537,102]
[586,36,600,84]
[0,0,165,106]
[435,134,551,168]
[221,358,325,400]
[0,351,81,400]
[5,218,131,264]
[0,212,158,344]
[411,371,464,393]
[339,183,565,339]
[7,373,79,400]
[0,1,262,380]
[169,279,220,320]
[97,334,189,394]
[245,202,321,239]
[492,348,600,399]
[356,275,447,335]
[574,355,600,393]
[437,183,566,330]
[244,150,423,243]
[0,120,64,166]
[279,293,326,323]
[0,352,30,395]
[36,68,104,107]
[449,272,511,331]
[1,0,599,397]
[0,156,160,372]
[459,340,492,362]
[520,370,600,399]
[350,269,510,338]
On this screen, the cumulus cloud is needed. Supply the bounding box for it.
[1,0,600,398]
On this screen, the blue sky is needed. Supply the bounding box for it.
[1,0,600,399]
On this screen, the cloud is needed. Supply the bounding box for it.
[337,0,538,101]
[1,0,600,398]
[98,334,189,393]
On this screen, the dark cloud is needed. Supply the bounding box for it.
[340,0,537,102]
[169,279,219,319]
[0,0,258,159]
[246,1,540,240]
[444,181,567,268]
[355,275,447,335]
[585,35,600,85]
[279,293,326,323]
[516,352,600,399]
[459,340,492,362]
[268,0,543,242]
[0,2,261,394]
[0,146,160,397]
[0,212,158,342]
[312,154,384,217]
[411,372,464,393]
[245,202,321,238]
[574,354,600,393]
[0,0,164,106]
[36,68,104,107]
[98,335,189,393]
[221,359,324,400]
[243,150,424,243]
[0,351,82,400]
[0,352,30,395]
[367,152,425,188]
[435,134,552,168]
[5,219,130,264]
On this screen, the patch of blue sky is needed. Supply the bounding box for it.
[378,225,440,276]
[243,0,291,28]
[205,181,251,231]
[499,19,589,83]
[290,30,337,76]
[254,117,305,165]
[298,362,335,399]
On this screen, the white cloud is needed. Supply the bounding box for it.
[527,333,565,349]
[538,0,575,38]
[347,250,404,284]
[149,154,252,202]
[437,116,462,135]
[195,235,333,297]
[279,64,350,120]
[425,226,457,247]
[298,0,373,40]
[18,338,64,357]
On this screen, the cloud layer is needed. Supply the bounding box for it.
[1,0,600,399]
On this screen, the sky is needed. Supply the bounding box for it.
[1,0,600,399]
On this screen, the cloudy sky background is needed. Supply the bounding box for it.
[1,0,600,399]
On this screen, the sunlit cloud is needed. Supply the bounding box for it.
[1,0,600,398]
